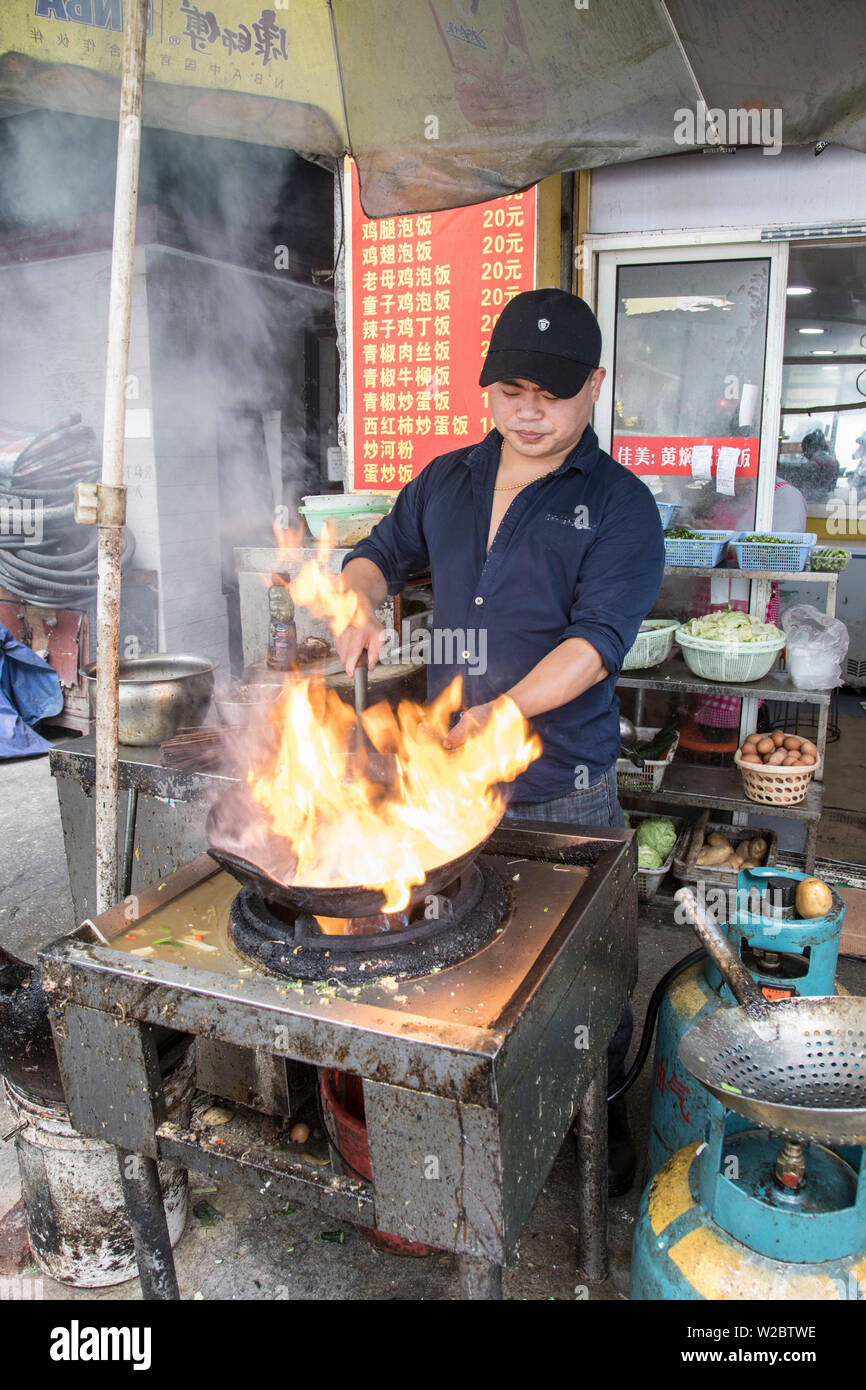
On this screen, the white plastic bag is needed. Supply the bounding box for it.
[781,604,849,690]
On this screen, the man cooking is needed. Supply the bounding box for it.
[336,289,665,1194]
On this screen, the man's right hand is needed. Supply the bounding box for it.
[336,605,386,676]
[337,557,390,676]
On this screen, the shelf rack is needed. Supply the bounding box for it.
[616,567,839,871]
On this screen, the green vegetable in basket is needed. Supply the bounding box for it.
[665,527,713,540]
[631,724,679,759]
[681,607,781,644]
[810,547,850,572]
[638,845,664,870]
[636,817,678,860]
[741,534,786,544]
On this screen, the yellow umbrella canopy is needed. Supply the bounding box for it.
[2,0,866,213]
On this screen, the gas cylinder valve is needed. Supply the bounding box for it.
[774,1140,807,1193]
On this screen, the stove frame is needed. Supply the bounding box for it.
[39,822,636,1300]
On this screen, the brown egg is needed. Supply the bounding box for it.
[800,740,818,758]
[771,730,786,746]
[741,753,763,765]
[756,737,775,756]
[783,751,801,765]
[783,736,802,751]
[799,751,817,765]
[743,733,760,747]
[767,749,787,765]
[289,1122,311,1144]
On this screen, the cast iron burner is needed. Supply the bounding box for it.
[229,860,510,982]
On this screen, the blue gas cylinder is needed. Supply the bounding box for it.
[646,870,846,1177]
[632,1098,866,1301]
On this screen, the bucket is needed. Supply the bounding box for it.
[318,1069,435,1257]
[5,1043,195,1287]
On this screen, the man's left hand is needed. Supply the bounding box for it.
[442,703,494,749]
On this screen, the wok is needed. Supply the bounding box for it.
[205,783,488,918]
[675,887,866,1147]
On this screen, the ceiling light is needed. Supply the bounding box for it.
[811,349,836,356]
[786,286,813,295]
[798,327,824,334]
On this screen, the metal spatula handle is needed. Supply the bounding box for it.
[353,648,369,720]
[674,887,773,1023]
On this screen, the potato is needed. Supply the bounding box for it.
[740,860,758,869]
[697,846,734,866]
[795,877,833,919]
[736,839,753,859]
[771,730,786,746]
[729,854,744,870]
[750,838,768,862]
[783,736,802,751]
[290,1121,311,1144]
[708,832,731,848]
[767,749,787,765]
[756,737,775,756]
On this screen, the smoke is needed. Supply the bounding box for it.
[0,108,336,669]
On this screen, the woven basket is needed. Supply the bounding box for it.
[733,749,820,806]
[622,619,679,671]
[675,628,786,682]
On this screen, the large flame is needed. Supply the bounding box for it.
[247,675,540,912]
[237,525,541,914]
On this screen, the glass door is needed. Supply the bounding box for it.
[592,239,789,537]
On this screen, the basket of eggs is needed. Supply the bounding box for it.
[733,729,820,806]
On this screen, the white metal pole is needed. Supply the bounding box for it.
[95,0,148,915]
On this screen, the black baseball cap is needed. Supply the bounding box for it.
[479,288,602,398]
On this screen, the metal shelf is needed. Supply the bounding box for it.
[663,566,838,584]
[617,658,832,705]
[619,762,824,822]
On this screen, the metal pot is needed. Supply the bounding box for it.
[84,653,216,745]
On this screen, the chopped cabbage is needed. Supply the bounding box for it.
[636,817,677,860]
[681,607,782,644]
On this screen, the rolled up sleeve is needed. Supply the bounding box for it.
[561,483,665,678]
[343,468,431,594]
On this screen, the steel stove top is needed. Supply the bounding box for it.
[40,822,637,1268]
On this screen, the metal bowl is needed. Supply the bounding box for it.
[84,653,216,746]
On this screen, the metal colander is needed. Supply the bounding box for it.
[679,997,866,1145]
[674,889,866,1147]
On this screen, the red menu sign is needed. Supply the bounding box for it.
[612,435,760,477]
[346,162,536,492]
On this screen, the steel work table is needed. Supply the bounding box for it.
[49,736,233,925]
[39,824,638,1301]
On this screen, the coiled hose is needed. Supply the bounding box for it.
[0,528,135,608]
[0,413,135,608]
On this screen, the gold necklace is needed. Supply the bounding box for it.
[493,440,559,492]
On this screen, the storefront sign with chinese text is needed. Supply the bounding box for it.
[612,435,760,477]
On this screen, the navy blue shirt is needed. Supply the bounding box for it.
[346,426,664,802]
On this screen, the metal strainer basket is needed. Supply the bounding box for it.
[675,888,866,1147]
